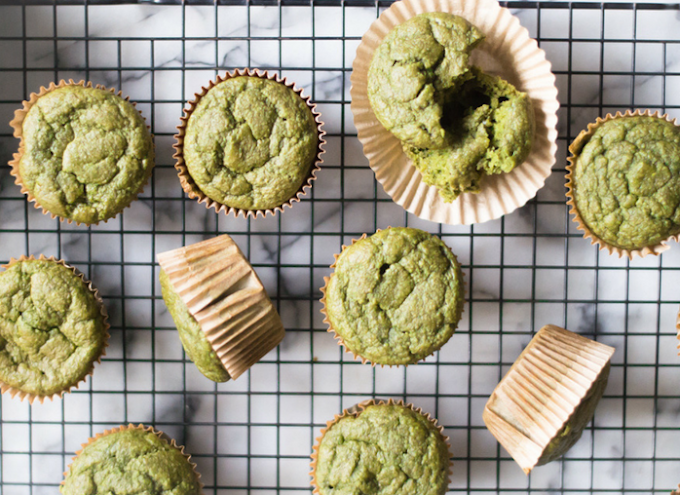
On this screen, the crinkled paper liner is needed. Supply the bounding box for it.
[483,324,615,475]
[676,307,680,356]
[61,424,203,494]
[0,255,110,404]
[8,79,155,226]
[309,399,453,494]
[349,0,559,225]
[319,227,465,367]
[157,234,285,380]
[174,68,326,219]
[566,109,680,259]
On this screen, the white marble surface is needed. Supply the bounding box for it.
[0,2,680,494]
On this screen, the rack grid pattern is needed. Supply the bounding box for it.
[0,1,679,493]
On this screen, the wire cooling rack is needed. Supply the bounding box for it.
[1,0,680,493]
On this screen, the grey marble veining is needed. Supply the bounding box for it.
[0,2,679,494]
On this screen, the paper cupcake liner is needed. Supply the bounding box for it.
[8,79,155,226]
[173,68,326,219]
[310,398,452,494]
[157,234,285,379]
[483,324,615,475]
[349,0,559,225]
[676,307,680,356]
[61,424,203,493]
[319,228,465,367]
[565,109,680,259]
[0,255,110,404]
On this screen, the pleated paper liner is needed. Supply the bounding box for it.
[483,324,615,475]
[157,234,285,379]
[309,399,453,495]
[173,68,326,219]
[8,79,155,226]
[676,306,680,356]
[61,424,203,494]
[349,0,559,225]
[0,255,110,404]
[566,109,680,259]
[319,228,465,367]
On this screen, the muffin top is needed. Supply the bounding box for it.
[160,269,229,383]
[367,12,484,149]
[61,427,202,495]
[405,68,534,202]
[324,227,464,365]
[18,85,154,224]
[183,76,319,211]
[314,403,450,495]
[0,259,107,396]
[572,115,680,250]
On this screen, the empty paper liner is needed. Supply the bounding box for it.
[157,234,285,379]
[483,324,615,474]
[349,0,559,225]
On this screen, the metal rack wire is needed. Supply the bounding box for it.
[0,0,679,493]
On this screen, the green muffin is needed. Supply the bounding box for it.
[405,69,534,202]
[538,363,610,465]
[313,402,450,495]
[367,12,484,150]
[160,269,230,383]
[0,258,107,398]
[323,227,464,365]
[61,426,202,495]
[182,76,319,211]
[570,115,680,251]
[15,84,154,224]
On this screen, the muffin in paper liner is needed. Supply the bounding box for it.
[566,109,680,260]
[483,324,615,475]
[349,0,559,225]
[0,255,109,404]
[61,423,203,495]
[310,398,453,494]
[319,228,465,367]
[173,68,326,219]
[157,234,285,380]
[8,79,155,226]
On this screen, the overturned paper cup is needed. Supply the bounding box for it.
[61,424,203,495]
[483,324,615,475]
[0,255,109,404]
[9,79,155,226]
[174,68,325,219]
[566,109,680,259]
[310,399,452,495]
[320,227,465,366]
[350,0,559,225]
[157,234,285,380]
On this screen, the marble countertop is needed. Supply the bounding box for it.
[0,2,679,494]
